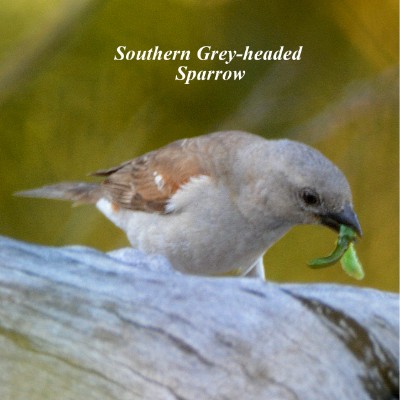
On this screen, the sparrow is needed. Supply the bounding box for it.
[16,131,362,279]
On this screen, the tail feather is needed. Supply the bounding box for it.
[15,182,103,205]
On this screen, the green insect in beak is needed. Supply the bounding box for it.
[308,225,364,280]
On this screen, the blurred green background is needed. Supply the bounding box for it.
[0,0,398,291]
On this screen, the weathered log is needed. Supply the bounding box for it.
[0,235,398,400]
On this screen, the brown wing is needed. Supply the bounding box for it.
[91,139,210,213]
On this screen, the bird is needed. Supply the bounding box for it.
[16,130,362,279]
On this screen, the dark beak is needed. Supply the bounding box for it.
[320,203,362,237]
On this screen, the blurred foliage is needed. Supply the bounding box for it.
[0,0,398,291]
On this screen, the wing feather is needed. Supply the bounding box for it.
[94,140,210,213]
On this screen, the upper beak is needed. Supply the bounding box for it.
[320,203,362,237]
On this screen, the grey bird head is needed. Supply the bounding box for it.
[234,138,362,237]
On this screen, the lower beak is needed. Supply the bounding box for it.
[321,204,362,237]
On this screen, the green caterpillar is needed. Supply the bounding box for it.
[308,225,364,280]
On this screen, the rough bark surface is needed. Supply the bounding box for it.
[0,236,398,400]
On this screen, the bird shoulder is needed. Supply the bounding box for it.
[91,140,211,213]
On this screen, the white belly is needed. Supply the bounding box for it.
[96,179,290,275]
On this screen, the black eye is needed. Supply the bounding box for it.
[300,188,320,206]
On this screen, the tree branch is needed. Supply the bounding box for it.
[0,236,398,399]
